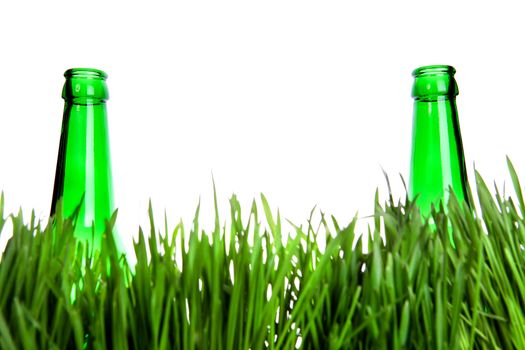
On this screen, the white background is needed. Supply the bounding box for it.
[1,1,525,255]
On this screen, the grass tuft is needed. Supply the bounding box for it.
[3,161,525,349]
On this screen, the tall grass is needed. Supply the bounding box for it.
[2,158,525,349]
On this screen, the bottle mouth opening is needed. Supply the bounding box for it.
[64,68,107,80]
[412,65,455,77]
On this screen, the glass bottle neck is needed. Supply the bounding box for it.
[414,95,457,103]
[64,98,107,106]
[413,97,458,120]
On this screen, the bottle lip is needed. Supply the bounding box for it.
[64,68,108,80]
[62,68,109,101]
[412,65,455,77]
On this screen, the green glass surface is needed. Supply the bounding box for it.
[51,68,120,253]
[409,65,468,217]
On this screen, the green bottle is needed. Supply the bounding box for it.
[51,68,120,254]
[409,65,469,218]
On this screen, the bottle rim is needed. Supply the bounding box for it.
[412,65,455,77]
[64,68,107,79]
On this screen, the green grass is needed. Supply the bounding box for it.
[2,158,525,349]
